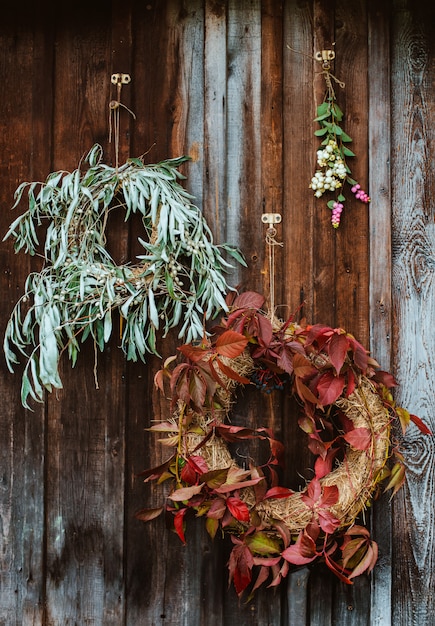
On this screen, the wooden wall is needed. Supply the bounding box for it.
[0,0,434,624]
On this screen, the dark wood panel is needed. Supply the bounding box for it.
[43,4,126,624]
[0,4,53,624]
[1,1,435,625]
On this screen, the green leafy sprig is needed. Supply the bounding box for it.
[310,77,370,227]
[4,144,245,408]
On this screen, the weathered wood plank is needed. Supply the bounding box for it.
[204,0,228,243]
[368,2,393,624]
[334,0,370,346]
[311,0,337,328]
[0,4,52,624]
[391,2,435,625]
[44,4,126,624]
[225,0,262,291]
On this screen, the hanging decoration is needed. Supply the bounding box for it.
[137,290,430,597]
[310,49,370,227]
[3,143,245,408]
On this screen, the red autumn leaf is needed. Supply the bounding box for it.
[174,508,188,543]
[328,332,350,375]
[178,343,210,362]
[316,371,346,406]
[187,455,209,475]
[250,565,273,594]
[134,507,164,522]
[302,480,339,511]
[343,524,371,539]
[314,447,338,479]
[226,496,251,522]
[410,413,432,435]
[318,508,340,534]
[305,324,334,349]
[276,346,294,374]
[215,356,251,384]
[136,454,176,480]
[232,291,265,310]
[308,436,328,459]
[281,531,318,565]
[262,486,294,500]
[215,330,248,358]
[169,483,204,502]
[324,553,353,584]
[349,337,369,372]
[206,497,227,519]
[346,368,356,397]
[180,462,197,485]
[215,476,264,494]
[293,353,317,379]
[318,484,339,508]
[295,376,319,406]
[372,369,398,388]
[188,369,208,411]
[343,427,372,451]
[228,543,254,596]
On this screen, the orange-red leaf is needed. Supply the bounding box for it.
[328,333,349,375]
[134,507,164,522]
[169,483,204,502]
[215,330,248,358]
[410,413,432,435]
[343,427,372,451]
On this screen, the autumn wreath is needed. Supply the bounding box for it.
[137,291,429,597]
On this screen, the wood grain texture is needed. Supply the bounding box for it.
[1,1,435,624]
[368,3,393,625]
[44,4,125,624]
[391,2,435,625]
[0,3,52,624]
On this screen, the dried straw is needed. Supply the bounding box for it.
[183,353,391,534]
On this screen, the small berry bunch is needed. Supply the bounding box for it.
[251,368,286,393]
[311,84,370,228]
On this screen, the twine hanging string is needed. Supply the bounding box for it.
[287,44,345,103]
[265,223,283,321]
[108,75,136,170]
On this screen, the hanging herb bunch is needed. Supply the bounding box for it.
[310,52,370,228]
[4,144,245,408]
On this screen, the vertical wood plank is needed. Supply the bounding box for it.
[334,0,370,346]
[204,0,227,243]
[391,2,435,625]
[0,2,52,623]
[44,3,126,624]
[225,0,262,290]
[368,2,393,624]
[126,2,215,625]
[311,0,337,327]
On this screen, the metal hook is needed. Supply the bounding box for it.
[111,73,131,85]
[315,50,335,69]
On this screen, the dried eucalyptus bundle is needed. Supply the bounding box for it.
[4,144,244,408]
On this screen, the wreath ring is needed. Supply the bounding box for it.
[3,144,244,408]
[140,291,425,596]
